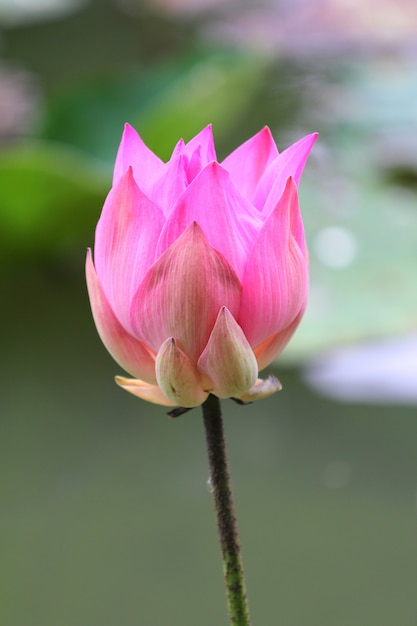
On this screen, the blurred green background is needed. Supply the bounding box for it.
[1,1,417,624]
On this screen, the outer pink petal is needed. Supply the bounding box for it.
[197,307,258,399]
[115,376,176,406]
[86,249,157,383]
[130,222,242,363]
[253,133,318,214]
[238,178,308,347]
[112,123,164,193]
[94,168,164,333]
[155,162,262,280]
[221,126,279,203]
[254,310,306,371]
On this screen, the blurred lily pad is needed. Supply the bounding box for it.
[283,148,417,363]
[276,58,417,362]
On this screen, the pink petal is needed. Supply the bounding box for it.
[130,222,242,363]
[115,376,176,406]
[184,124,216,172]
[156,338,209,407]
[221,126,279,203]
[155,162,262,280]
[86,249,157,382]
[197,307,258,399]
[238,178,308,347]
[253,133,318,214]
[254,310,306,371]
[112,123,164,194]
[160,126,216,186]
[148,153,188,217]
[169,137,186,159]
[185,145,204,184]
[94,167,165,333]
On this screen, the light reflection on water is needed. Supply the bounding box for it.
[304,334,417,405]
[313,226,358,269]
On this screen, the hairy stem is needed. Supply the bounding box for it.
[202,394,251,626]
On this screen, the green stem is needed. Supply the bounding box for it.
[202,394,251,626]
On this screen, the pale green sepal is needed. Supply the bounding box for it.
[156,337,209,408]
[198,307,258,399]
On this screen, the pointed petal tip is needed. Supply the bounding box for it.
[283,131,318,156]
[261,125,274,138]
[307,131,319,149]
[195,122,212,135]
[200,122,213,133]
[169,218,209,249]
[170,137,186,158]
[117,163,135,183]
[295,131,318,145]
[281,176,300,202]
[284,175,296,189]
[203,160,227,176]
[298,131,319,154]
[119,122,140,146]
[85,247,94,280]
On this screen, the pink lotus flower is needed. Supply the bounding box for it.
[86,124,316,408]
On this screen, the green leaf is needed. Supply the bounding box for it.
[42,50,267,163]
[132,53,266,160]
[0,143,108,260]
